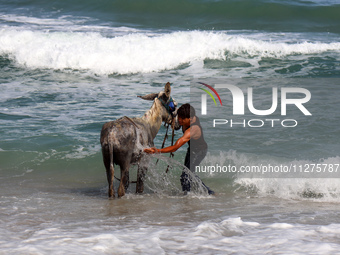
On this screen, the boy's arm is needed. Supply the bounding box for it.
[144,128,191,154]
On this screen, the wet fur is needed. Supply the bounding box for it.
[100,95,173,198]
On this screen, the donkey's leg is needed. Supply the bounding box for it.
[118,164,130,198]
[102,145,115,198]
[136,165,147,194]
[124,169,130,192]
[136,155,149,194]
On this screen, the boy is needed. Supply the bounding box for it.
[144,103,214,195]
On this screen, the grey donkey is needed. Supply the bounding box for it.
[100,82,178,198]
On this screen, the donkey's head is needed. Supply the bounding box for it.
[138,82,178,125]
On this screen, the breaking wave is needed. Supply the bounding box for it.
[204,151,340,202]
[1,28,340,75]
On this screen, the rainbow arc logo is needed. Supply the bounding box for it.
[198,82,223,115]
[198,82,223,106]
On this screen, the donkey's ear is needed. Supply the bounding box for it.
[164,82,171,98]
[137,93,159,101]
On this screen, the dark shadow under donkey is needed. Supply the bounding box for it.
[100,83,178,198]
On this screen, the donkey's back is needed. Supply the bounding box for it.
[101,116,153,165]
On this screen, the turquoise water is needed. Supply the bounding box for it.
[1,0,340,254]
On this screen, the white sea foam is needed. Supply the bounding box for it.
[269,223,294,229]
[204,151,340,202]
[235,169,340,202]
[63,145,101,159]
[236,157,340,203]
[0,14,77,26]
[195,217,260,238]
[1,28,340,75]
[3,214,339,255]
[319,224,340,235]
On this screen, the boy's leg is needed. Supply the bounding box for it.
[180,171,191,193]
[181,148,191,193]
[190,150,215,195]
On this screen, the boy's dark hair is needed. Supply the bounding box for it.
[177,103,195,119]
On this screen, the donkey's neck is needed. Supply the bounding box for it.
[141,100,163,139]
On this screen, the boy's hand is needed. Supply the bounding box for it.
[144,147,158,154]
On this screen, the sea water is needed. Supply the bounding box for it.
[1,0,340,254]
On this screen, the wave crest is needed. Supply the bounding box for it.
[1,29,340,75]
